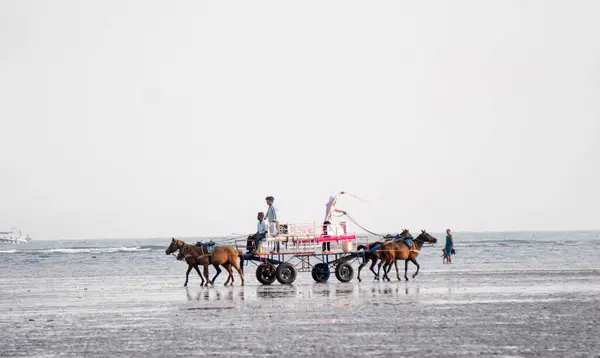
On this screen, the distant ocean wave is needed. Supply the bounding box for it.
[140,245,169,250]
[0,246,152,255]
[456,239,593,247]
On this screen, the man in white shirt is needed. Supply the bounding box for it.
[246,212,268,254]
[265,196,280,252]
[322,191,347,252]
[324,191,347,223]
[265,196,278,233]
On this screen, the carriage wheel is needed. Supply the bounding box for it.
[311,263,330,283]
[275,263,297,284]
[335,263,354,282]
[256,263,277,285]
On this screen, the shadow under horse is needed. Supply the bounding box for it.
[377,230,437,281]
[165,238,245,286]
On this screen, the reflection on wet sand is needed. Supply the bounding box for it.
[256,284,298,299]
[182,282,426,307]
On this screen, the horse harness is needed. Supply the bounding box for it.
[178,241,214,264]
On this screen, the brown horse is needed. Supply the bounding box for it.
[377,230,437,281]
[356,229,412,282]
[165,238,245,286]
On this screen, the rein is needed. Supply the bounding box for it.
[344,213,384,237]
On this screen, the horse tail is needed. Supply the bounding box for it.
[357,244,366,251]
[237,249,244,273]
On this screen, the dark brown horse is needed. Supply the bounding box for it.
[377,230,437,281]
[356,229,412,282]
[165,238,245,286]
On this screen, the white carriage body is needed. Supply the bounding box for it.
[250,221,359,255]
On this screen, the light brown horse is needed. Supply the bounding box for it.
[165,238,245,286]
[377,230,437,281]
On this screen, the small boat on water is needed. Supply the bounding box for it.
[0,228,32,244]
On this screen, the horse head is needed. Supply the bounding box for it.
[415,230,437,244]
[165,238,184,255]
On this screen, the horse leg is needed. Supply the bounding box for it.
[226,263,234,285]
[211,264,222,285]
[404,259,409,281]
[215,263,230,286]
[383,262,391,281]
[370,258,379,280]
[232,261,245,286]
[193,265,204,287]
[203,264,212,286]
[395,260,401,281]
[184,264,192,287]
[223,264,234,286]
[411,258,420,279]
[220,263,231,286]
[357,260,367,282]
[386,261,393,275]
[385,260,394,281]
[376,262,383,281]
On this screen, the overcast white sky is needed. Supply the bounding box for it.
[1,1,599,240]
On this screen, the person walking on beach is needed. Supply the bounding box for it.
[444,229,454,264]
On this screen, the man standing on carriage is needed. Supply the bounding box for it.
[265,196,280,252]
[322,191,347,252]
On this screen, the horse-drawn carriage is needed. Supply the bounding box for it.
[236,221,369,285]
[166,222,438,286]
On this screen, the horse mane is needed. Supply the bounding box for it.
[178,240,204,258]
[413,231,428,241]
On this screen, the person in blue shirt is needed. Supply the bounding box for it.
[246,212,268,254]
[265,196,278,233]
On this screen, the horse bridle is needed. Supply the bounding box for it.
[169,240,185,257]
[175,240,212,263]
[414,234,436,246]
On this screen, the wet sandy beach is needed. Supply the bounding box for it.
[2,270,599,357]
[1,234,600,357]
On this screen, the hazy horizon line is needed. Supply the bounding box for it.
[26,228,600,241]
